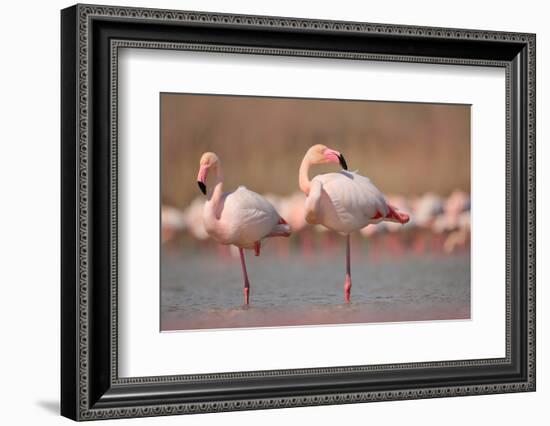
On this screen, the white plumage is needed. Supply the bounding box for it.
[305,171,393,234]
[203,185,289,249]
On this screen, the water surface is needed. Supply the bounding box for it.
[161,241,470,331]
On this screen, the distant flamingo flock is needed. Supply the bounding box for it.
[163,145,471,305]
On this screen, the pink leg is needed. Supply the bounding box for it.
[344,234,352,303]
[239,247,250,305]
[254,241,261,256]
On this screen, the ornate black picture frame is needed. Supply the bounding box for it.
[61,4,536,421]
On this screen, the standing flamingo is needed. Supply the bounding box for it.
[299,144,410,302]
[196,152,291,304]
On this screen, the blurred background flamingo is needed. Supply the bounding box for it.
[162,191,470,257]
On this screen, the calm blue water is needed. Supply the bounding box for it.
[161,242,470,330]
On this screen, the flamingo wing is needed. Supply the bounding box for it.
[311,171,392,232]
[221,186,288,247]
[341,171,391,220]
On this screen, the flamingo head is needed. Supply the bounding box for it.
[306,144,348,170]
[197,152,220,195]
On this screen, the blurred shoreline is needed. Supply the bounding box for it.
[161,94,470,209]
[161,303,470,332]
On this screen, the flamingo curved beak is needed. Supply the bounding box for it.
[197,181,206,195]
[197,164,208,195]
[338,153,348,170]
[324,148,348,170]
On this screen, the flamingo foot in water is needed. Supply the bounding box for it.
[243,286,250,305]
[344,234,352,303]
[344,274,352,303]
[239,247,251,305]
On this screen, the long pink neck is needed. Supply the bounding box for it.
[299,156,312,195]
[208,165,224,218]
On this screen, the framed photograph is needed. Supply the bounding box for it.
[61,4,536,421]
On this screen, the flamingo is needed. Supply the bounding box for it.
[161,205,186,244]
[183,197,209,241]
[196,152,291,304]
[299,144,410,302]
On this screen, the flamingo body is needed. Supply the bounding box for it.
[306,170,403,234]
[203,185,289,249]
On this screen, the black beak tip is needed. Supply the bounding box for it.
[338,154,348,170]
[197,181,207,195]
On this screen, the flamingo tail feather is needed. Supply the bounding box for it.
[268,219,291,237]
[385,204,410,224]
